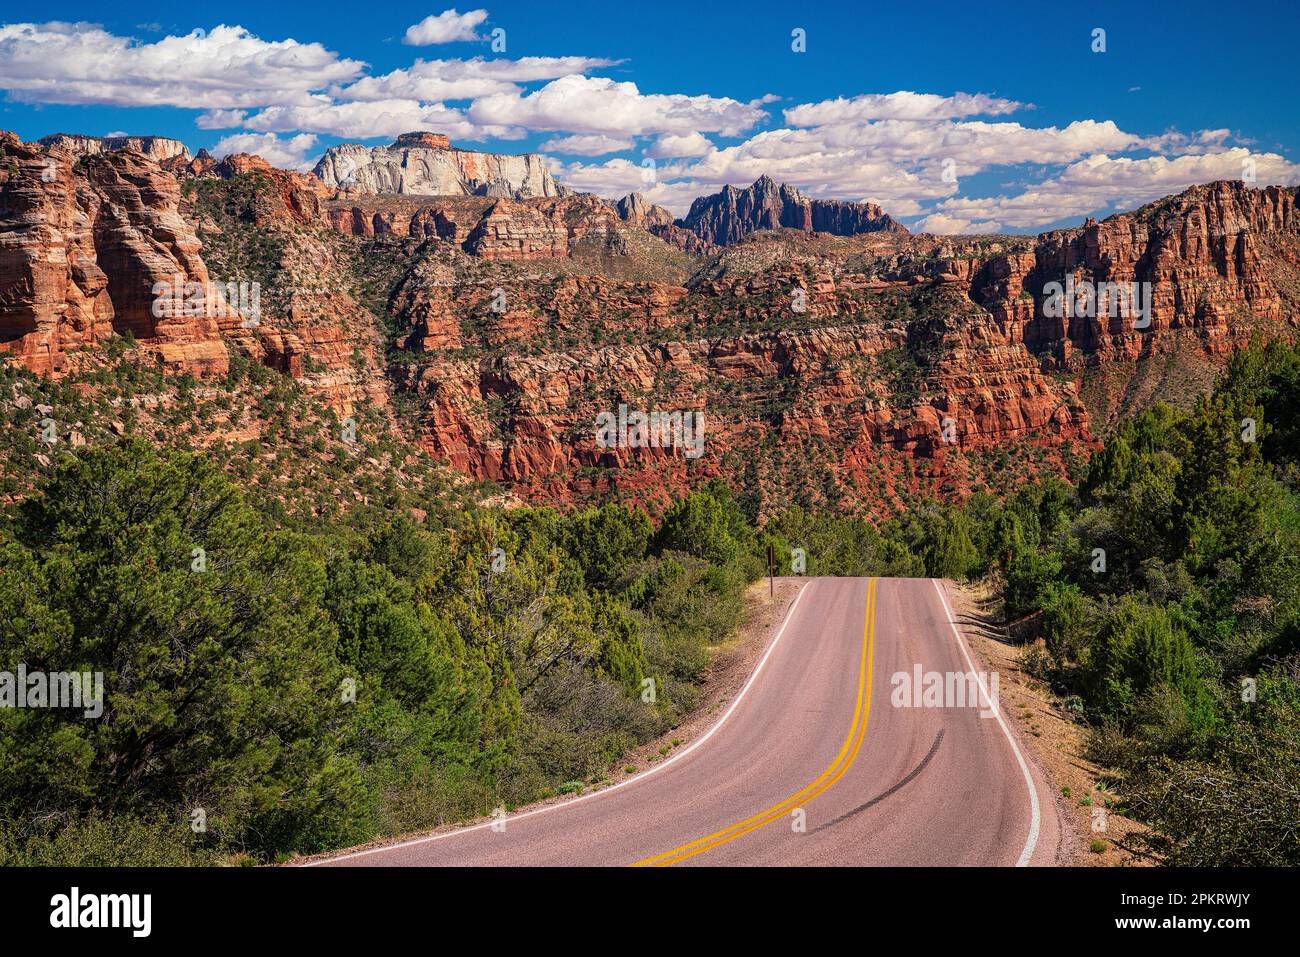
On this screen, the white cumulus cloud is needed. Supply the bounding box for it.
[928,149,1300,230]
[403,9,489,46]
[785,91,1027,126]
[538,133,634,156]
[232,97,518,142]
[468,75,767,138]
[211,131,319,170]
[0,22,364,109]
[915,212,1002,235]
[337,56,619,103]
[644,132,715,159]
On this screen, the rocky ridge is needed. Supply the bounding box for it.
[676,174,908,246]
[38,133,191,164]
[313,134,562,199]
[2,128,1297,515]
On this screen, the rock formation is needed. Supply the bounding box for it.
[1,131,226,376]
[4,125,1298,515]
[613,193,714,255]
[370,180,1298,512]
[393,132,451,150]
[313,133,562,199]
[0,131,386,415]
[614,192,674,229]
[321,193,680,270]
[37,133,191,164]
[676,175,907,246]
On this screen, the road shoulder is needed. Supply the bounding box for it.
[945,579,1154,867]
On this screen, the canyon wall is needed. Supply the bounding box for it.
[1,133,388,415]
[0,131,226,376]
[313,135,562,199]
[37,133,191,164]
[3,128,1297,514]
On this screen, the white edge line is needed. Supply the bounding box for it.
[931,578,1042,867]
[303,579,813,866]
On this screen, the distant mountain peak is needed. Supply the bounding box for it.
[312,136,561,199]
[391,131,452,150]
[37,132,190,163]
[676,176,906,246]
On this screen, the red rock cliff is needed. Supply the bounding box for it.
[0,132,228,376]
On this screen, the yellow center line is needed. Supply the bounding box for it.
[633,577,878,867]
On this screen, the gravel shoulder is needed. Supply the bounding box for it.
[948,579,1151,867]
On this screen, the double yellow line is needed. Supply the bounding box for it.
[634,577,878,867]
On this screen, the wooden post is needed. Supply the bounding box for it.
[766,544,775,597]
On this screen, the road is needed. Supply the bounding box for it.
[311,577,1063,867]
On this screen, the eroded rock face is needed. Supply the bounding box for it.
[180,152,391,415]
[393,132,451,150]
[6,126,1299,516]
[313,134,561,199]
[310,175,1300,513]
[383,181,1299,513]
[390,260,1092,514]
[0,132,386,417]
[677,175,908,246]
[614,192,714,255]
[615,192,673,229]
[464,199,569,260]
[210,153,327,226]
[37,133,191,164]
[82,151,230,374]
[1,132,226,376]
[168,148,218,178]
[324,193,668,264]
[976,181,1299,362]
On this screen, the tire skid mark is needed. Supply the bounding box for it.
[811,729,944,834]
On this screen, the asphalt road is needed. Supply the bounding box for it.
[311,577,1063,867]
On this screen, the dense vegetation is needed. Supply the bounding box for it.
[955,340,1300,866]
[0,442,770,863]
[1,339,1296,867]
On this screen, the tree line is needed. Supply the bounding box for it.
[2,342,1296,865]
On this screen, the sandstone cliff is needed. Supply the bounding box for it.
[38,133,191,164]
[968,180,1300,426]
[366,180,1297,514]
[614,192,714,255]
[383,227,1091,514]
[0,131,391,417]
[314,133,562,199]
[1,131,226,376]
[5,126,1298,516]
[677,175,907,246]
[181,149,393,414]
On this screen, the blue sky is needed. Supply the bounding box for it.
[2,0,1297,232]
